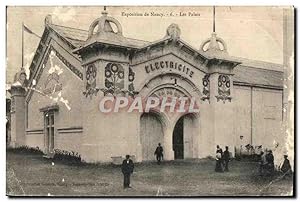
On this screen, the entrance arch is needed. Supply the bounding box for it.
[173,113,199,159]
[137,73,202,161]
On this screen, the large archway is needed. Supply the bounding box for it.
[137,73,202,161]
[173,113,199,159]
[140,112,164,161]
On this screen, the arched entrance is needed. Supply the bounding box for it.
[140,112,164,161]
[173,113,199,159]
[137,73,202,161]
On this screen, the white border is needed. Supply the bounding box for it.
[1,1,298,202]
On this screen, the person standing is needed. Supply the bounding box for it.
[281,155,292,176]
[121,155,134,189]
[215,145,224,172]
[215,150,223,172]
[259,151,267,176]
[216,145,222,154]
[223,146,230,172]
[265,150,275,175]
[154,143,164,164]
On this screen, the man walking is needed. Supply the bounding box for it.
[154,143,164,164]
[121,155,134,189]
[223,146,230,172]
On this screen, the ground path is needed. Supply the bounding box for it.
[6,151,293,196]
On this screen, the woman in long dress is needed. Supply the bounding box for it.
[215,150,224,172]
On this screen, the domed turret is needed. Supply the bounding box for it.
[200,32,228,57]
[86,9,124,44]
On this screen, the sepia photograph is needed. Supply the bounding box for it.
[5,5,295,197]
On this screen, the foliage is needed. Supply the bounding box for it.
[53,149,82,165]
[7,146,43,155]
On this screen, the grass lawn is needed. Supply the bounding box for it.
[6,151,293,197]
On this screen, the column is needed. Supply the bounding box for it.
[9,85,26,147]
[163,127,174,160]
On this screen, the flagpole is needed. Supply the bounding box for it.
[213,6,215,33]
[21,22,24,68]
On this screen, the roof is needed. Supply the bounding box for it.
[48,23,283,88]
[237,57,283,71]
[50,24,149,48]
[233,65,283,88]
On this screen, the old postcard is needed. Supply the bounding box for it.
[6,6,295,197]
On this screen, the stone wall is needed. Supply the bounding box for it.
[233,85,283,155]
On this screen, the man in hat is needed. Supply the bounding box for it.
[223,146,230,172]
[121,155,134,189]
[154,143,164,164]
[265,150,274,174]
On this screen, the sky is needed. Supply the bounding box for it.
[6,6,285,83]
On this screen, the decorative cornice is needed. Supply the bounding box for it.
[26,129,44,135]
[49,46,83,80]
[39,104,59,112]
[233,81,283,90]
[57,127,83,134]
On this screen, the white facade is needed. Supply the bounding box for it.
[9,13,284,164]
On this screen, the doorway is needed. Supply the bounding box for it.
[173,114,199,159]
[140,112,164,161]
[173,116,184,159]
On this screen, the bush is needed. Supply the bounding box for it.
[7,146,43,155]
[53,149,82,165]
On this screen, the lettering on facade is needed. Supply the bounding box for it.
[152,87,185,98]
[145,60,194,78]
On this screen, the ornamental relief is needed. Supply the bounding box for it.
[216,74,232,103]
[128,67,137,97]
[201,74,210,101]
[102,63,125,96]
[83,63,99,98]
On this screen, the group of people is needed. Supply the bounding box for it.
[215,145,231,172]
[121,143,164,189]
[122,143,292,189]
[259,149,292,177]
[214,145,292,177]
[259,149,275,175]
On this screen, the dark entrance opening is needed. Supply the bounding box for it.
[173,116,184,159]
